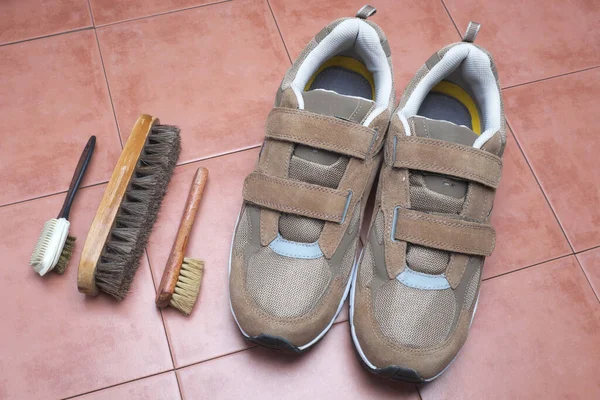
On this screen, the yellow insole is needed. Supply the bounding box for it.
[305,56,375,100]
[430,81,481,135]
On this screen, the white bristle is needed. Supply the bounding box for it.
[169,258,204,315]
[29,218,70,276]
[30,219,57,267]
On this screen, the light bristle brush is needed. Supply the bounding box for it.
[78,115,180,300]
[29,136,96,276]
[156,167,208,315]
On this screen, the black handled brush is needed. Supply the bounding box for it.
[30,136,96,275]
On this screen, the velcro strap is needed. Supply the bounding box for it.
[265,108,378,159]
[392,135,502,188]
[243,172,352,223]
[392,208,496,256]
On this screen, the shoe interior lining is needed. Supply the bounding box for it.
[417,80,481,135]
[305,56,375,100]
[400,43,501,148]
[291,18,392,125]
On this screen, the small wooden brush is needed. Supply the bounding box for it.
[78,115,180,300]
[30,136,95,275]
[156,167,208,315]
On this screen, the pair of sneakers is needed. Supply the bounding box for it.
[229,5,505,383]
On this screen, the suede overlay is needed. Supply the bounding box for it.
[256,89,298,245]
[392,136,503,188]
[318,110,390,259]
[393,208,496,256]
[265,108,378,159]
[243,172,351,223]
[445,253,470,289]
[380,116,409,278]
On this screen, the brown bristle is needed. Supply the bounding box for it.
[169,257,204,315]
[95,124,181,300]
[54,235,76,274]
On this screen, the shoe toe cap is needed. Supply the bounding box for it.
[230,246,346,349]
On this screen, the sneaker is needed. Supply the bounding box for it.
[350,23,505,381]
[229,5,394,352]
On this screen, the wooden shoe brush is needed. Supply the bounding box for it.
[29,136,96,276]
[78,115,180,300]
[156,167,208,315]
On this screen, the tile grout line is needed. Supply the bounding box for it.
[0,145,261,210]
[143,249,185,400]
[0,180,109,209]
[90,23,124,149]
[482,253,572,282]
[575,243,600,255]
[266,0,293,64]
[173,369,186,400]
[176,144,262,169]
[60,368,176,400]
[502,64,600,91]
[439,0,461,38]
[94,0,232,29]
[573,254,600,304]
[62,345,261,399]
[0,1,232,48]
[85,0,95,27]
[0,26,94,47]
[175,346,257,372]
[415,384,424,400]
[505,121,575,253]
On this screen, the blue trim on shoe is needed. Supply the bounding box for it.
[268,234,323,259]
[396,265,451,290]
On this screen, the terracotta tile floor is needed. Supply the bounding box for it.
[1,1,599,399]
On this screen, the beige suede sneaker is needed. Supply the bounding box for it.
[350,23,506,381]
[229,6,395,352]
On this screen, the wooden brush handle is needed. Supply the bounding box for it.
[156,167,209,307]
[78,115,157,296]
[58,135,96,220]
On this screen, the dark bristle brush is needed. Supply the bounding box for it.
[78,115,180,300]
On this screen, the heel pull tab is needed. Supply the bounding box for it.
[462,21,481,43]
[356,5,377,19]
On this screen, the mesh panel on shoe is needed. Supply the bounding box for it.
[233,206,252,255]
[339,204,361,278]
[341,238,358,280]
[288,154,348,188]
[375,280,457,348]
[406,244,449,275]
[409,174,463,214]
[463,266,481,311]
[375,209,384,245]
[278,153,348,242]
[359,242,375,286]
[279,214,324,243]
[247,247,331,319]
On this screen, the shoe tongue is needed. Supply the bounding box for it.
[410,116,478,146]
[406,116,478,274]
[278,89,372,243]
[302,89,375,123]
